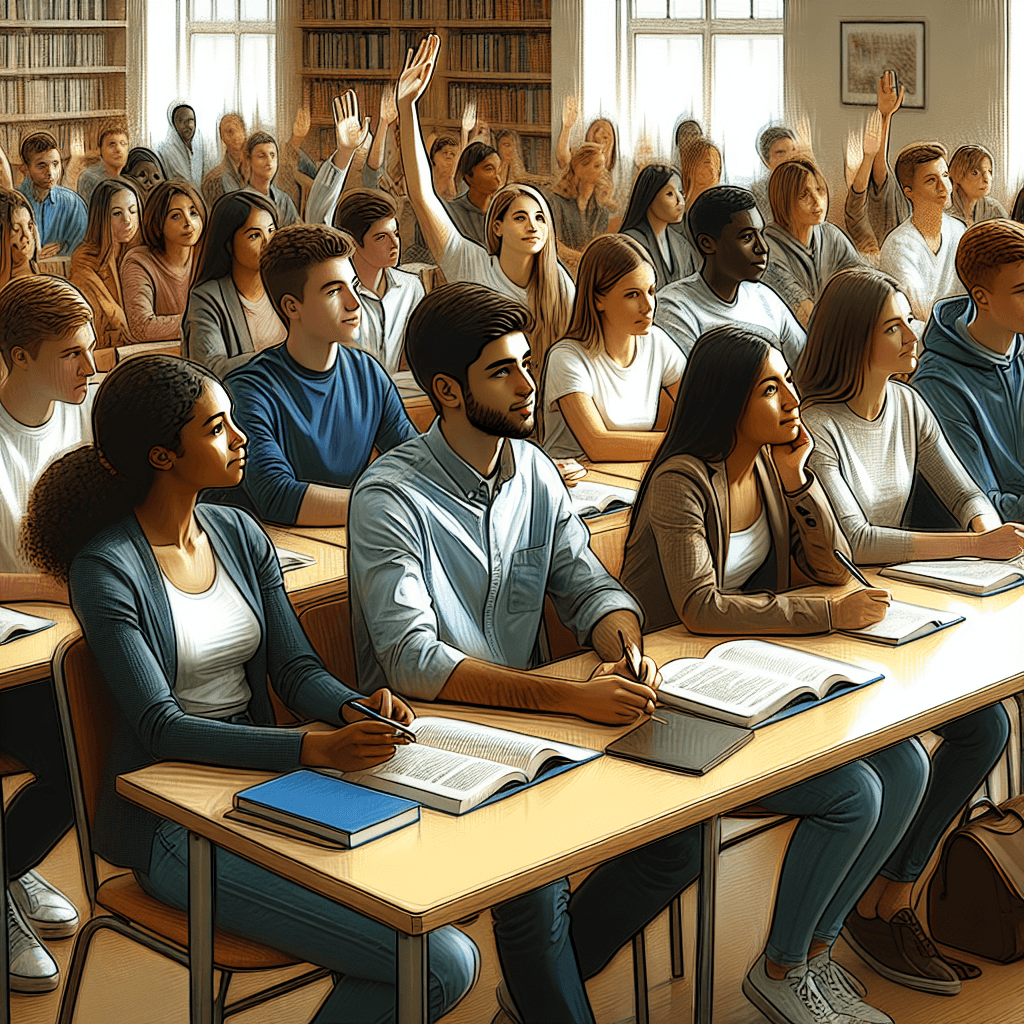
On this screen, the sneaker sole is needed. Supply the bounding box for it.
[21,916,79,940]
[10,968,60,994]
[741,974,803,1024]
[840,925,960,996]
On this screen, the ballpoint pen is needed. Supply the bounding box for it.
[833,548,873,589]
[342,698,418,742]
[618,629,667,725]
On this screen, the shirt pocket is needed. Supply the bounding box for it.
[506,544,550,615]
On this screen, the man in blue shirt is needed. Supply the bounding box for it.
[17,132,88,257]
[225,224,417,526]
[349,282,699,1024]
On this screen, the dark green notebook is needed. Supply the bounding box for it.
[606,708,754,775]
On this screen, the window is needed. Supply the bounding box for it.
[629,0,784,186]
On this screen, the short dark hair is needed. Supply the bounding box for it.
[97,120,129,149]
[0,275,93,369]
[332,188,398,245]
[259,223,355,323]
[429,134,459,163]
[688,186,758,246]
[757,124,796,166]
[456,142,498,184]
[405,282,534,414]
[140,179,206,252]
[20,131,60,165]
[245,130,277,158]
[894,142,947,192]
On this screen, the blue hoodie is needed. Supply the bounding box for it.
[914,295,1024,522]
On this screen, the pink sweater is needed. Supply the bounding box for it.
[120,245,193,342]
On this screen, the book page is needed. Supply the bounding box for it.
[569,480,636,516]
[274,546,316,572]
[660,660,796,713]
[849,600,947,640]
[887,560,1021,587]
[0,605,55,645]
[711,639,845,690]
[345,743,521,793]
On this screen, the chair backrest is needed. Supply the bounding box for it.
[298,594,357,687]
[115,340,181,362]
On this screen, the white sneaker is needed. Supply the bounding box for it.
[10,870,79,939]
[743,954,857,1024]
[809,952,893,1024]
[6,895,59,993]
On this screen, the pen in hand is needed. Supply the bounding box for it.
[617,629,667,725]
[833,548,873,589]
[342,698,418,742]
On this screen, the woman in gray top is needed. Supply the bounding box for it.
[947,144,1008,228]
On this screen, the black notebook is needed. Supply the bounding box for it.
[605,708,754,776]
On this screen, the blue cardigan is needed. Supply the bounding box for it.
[69,503,360,872]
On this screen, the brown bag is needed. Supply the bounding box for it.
[927,795,1024,963]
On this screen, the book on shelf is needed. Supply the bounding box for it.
[879,558,1024,597]
[570,479,635,517]
[838,599,964,646]
[0,606,56,645]
[233,770,420,848]
[656,639,883,729]
[326,716,600,814]
[273,547,316,573]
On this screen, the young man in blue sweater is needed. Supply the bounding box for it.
[225,223,417,526]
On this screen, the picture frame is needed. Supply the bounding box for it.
[840,21,926,109]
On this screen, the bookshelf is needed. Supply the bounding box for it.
[0,0,128,164]
[296,0,552,173]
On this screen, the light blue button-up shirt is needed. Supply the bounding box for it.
[349,419,642,700]
[17,180,87,256]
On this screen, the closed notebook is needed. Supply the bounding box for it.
[605,708,754,775]
[234,770,420,848]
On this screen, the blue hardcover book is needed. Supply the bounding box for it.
[234,770,420,848]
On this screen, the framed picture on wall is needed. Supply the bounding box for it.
[840,21,925,108]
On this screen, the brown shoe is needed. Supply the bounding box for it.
[841,908,960,995]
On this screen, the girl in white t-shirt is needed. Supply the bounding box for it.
[542,234,684,461]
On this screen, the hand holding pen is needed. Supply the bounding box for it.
[617,629,667,725]
[831,550,892,629]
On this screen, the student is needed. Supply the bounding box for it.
[0,276,99,993]
[120,146,166,200]
[120,179,205,342]
[620,163,699,289]
[156,100,206,188]
[654,186,806,367]
[242,131,300,228]
[225,223,416,526]
[428,132,459,200]
[764,158,862,327]
[494,127,527,187]
[542,234,683,462]
[621,324,927,1024]
[182,190,283,378]
[557,98,628,211]
[21,354,479,1024]
[0,187,40,289]
[331,188,425,375]
[201,112,248,207]
[349,281,698,1024]
[545,142,611,258]
[795,264,1014,995]
[69,177,142,359]
[914,219,1024,522]
[76,122,130,206]
[750,124,799,223]
[947,144,1007,227]
[17,131,88,257]
[443,140,501,246]
[879,143,966,322]
[677,136,722,211]
[399,36,573,375]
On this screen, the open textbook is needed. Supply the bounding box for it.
[570,480,635,517]
[0,606,56,645]
[838,599,964,646]
[273,546,315,572]
[657,639,883,728]
[880,558,1024,597]
[327,717,600,815]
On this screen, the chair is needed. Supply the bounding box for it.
[51,634,331,1024]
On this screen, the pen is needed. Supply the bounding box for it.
[833,548,873,589]
[342,698,418,742]
[617,629,667,724]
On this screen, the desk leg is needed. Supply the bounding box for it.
[1,794,9,1024]
[397,932,428,1024]
[694,815,721,1024]
[188,832,215,1024]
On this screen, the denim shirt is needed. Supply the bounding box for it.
[349,419,641,699]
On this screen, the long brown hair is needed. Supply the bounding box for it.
[768,157,828,234]
[74,177,142,270]
[0,187,40,287]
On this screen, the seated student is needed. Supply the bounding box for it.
[495,127,528,187]
[76,121,129,206]
[120,146,166,201]
[654,186,806,367]
[201,112,248,207]
[349,281,699,1024]
[22,354,479,1024]
[0,187,40,289]
[796,265,1014,995]
[226,223,416,526]
[120,178,205,343]
[915,219,1024,522]
[621,324,927,1024]
[182,190,283,378]
[878,143,965,322]
[542,234,683,462]
[242,131,299,228]
[764,157,862,327]
[620,163,698,289]
[947,144,1007,228]
[156,100,206,188]
[69,177,142,361]
[545,142,612,261]
[399,36,573,375]
[17,131,88,257]
[331,188,424,375]
[0,276,99,993]
[443,139,501,246]
[750,124,799,223]
[677,135,721,213]
[428,131,459,200]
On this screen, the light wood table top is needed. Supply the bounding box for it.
[271,523,348,550]
[0,603,81,691]
[580,459,649,484]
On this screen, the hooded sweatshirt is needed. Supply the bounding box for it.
[914,294,1024,521]
[156,99,206,187]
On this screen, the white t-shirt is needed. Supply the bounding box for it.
[879,214,966,322]
[542,326,685,459]
[238,290,288,353]
[0,388,94,573]
[722,508,771,590]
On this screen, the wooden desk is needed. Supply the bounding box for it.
[392,371,434,434]
[273,524,348,550]
[577,471,639,577]
[581,459,649,484]
[263,528,349,613]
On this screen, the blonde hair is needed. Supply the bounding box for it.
[768,157,828,233]
[486,183,573,374]
[678,137,721,202]
[550,142,606,202]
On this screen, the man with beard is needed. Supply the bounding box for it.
[348,281,699,1024]
[17,132,87,257]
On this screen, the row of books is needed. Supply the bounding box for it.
[447,32,551,74]
[446,0,550,17]
[0,0,111,16]
[0,120,89,158]
[0,31,108,68]
[2,76,119,114]
[304,30,392,71]
[301,0,386,17]
[309,77,387,120]
[447,83,550,124]
[520,134,550,171]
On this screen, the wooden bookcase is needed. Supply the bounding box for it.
[297,0,552,173]
[0,0,128,163]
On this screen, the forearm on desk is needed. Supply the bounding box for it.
[296,484,350,526]
[436,657,579,714]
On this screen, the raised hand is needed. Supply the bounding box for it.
[862,108,882,157]
[461,98,478,138]
[562,93,579,130]
[379,84,398,128]
[877,70,904,117]
[397,33,440,109]
[332,90,371,153]
[292,105,311,142]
